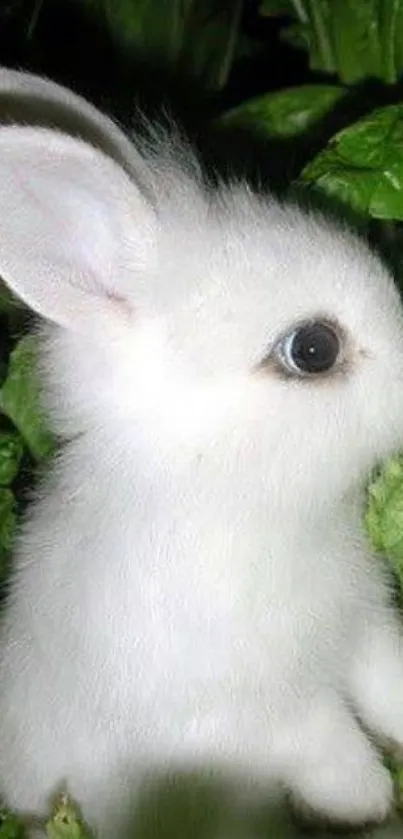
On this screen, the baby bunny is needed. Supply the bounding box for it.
[0,104,403,839]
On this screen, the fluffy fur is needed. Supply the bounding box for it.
[0,70,403,839]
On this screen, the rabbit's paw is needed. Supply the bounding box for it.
[282,695,394,826]
[291,753,393,827]
[348,617,403,751]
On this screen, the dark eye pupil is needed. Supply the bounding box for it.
[291,323,339,374]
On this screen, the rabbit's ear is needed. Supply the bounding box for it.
[0,125,155,331]
[0,67,150,186]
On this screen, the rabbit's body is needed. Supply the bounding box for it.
[0,71,403,838]
[0,428,397,834]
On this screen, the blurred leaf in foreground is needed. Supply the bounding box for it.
[0,336,54,462]
[0,488,16,586]
[81,0,242,91]
[260,0,403,85]
[0,431,24,487]
[301,104,403,221]
[46,795,92,839]
[365,456,403,586]
[217,85,346,139]
[0,808,25,838]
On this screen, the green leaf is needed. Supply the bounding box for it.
[365,456,403,584]
[179,0,243,92]
[393,759,403,809]
[318,0,403,84]
[0,489,16,557]
[0,809,25,839]
[0,336,54,462]
[46,796,92,839]
[303,0,336,74]
[0,431,24,487]
[81,0,185,63]
[300,104,403,220]
[217,85,346,139]
[329,0,383,83]
[0,489,17,587]
[260,0,403,85]
[81,0,242,91]
[261,0,336,73]
[379,0,403,84]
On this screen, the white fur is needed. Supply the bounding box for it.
[0,66,149,182]
[0,76,403,838]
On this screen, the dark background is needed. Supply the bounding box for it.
[1,0,400,196]
[0,1,311,118]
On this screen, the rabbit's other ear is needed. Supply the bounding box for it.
[0,67,150,189]
[0,125,156,331]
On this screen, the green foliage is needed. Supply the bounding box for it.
[45,795,93,839]
[0,809,25,839]
[0,335,54,463]
[0,796,93,839]
[366,457,403,583]
[0,322,54,585]
[78,0,243,91]
[0,432,23,487]
[300,104,403,219]
[0,489,16,587]
[260,0,403,84]
[216,84,346,138]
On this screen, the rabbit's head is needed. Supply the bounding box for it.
[0,120,403,510]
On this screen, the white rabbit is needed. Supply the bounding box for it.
[0,103,403,839]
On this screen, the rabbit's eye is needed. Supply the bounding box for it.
[277,321,340,376]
